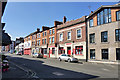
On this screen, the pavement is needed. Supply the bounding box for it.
[2,53,119,80]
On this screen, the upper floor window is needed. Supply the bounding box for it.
[32,35,36,40]
[116,11,120,21]
[50,30,52,35]
[67,31,71,40]
[52,29,55,34]
[45,32,47,36]
[42,39,44,44]
[101,31,108,42]
[43,32,44,37]
[89,19,93,27]
[28,37,30,40]
[90,33,95,43]
[76,29,82,39]
[52,37,54,43]
[97,8,111,25]
[59,33,63,41]
[38,40,40,45]
[45,39,46,44]
[49,37,51,44]
[115,29,120,41]
[37,34,40,38]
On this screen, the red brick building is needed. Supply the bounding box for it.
[57,16,87,61]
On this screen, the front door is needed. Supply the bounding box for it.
[116,48,120,60]
[67,47,71,55]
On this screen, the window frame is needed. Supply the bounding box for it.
[116,10,120,21]
[59,33,63,41]
[101,31,108,42]
[49,30,52,35]
[76,28,82,39]
[102,49,109,60]
[49,37,51,44]
[89,33,95,43]
[115,29,120,41]
[97,8,111,26]
[67,31,71,40]
[89,19,94,27]
[90,49,95,59]
[52,29,55,34]
[52,37,54,43]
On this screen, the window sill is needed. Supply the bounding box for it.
[90,43,96,45]
[101,42,109,44]
[74,54,83,56]
[76,38,82,40]
[115,41,120,43]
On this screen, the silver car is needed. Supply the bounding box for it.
[58,54,78,62]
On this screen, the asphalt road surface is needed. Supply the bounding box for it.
[2,53,119,80]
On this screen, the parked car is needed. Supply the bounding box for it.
[58,54,78,62]
[17,51,22,55]
[32,53,43,58]
[32,53,39,58]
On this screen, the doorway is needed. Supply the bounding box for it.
[67,47,71,55]
[116,48,120,60]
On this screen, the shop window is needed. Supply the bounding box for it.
[52,48,55,54]
[90,49,95,59]
[116,48,120,60]
[59,47,65,54]
[102,49,108,60]
[75,46,83,55]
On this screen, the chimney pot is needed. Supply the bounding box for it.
[91,11,93,13]
[37,28,40,32]
[63,16,67,23]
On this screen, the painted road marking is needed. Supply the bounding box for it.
[52,72,64,76]
[102,68,109,71]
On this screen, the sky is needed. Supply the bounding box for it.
[1,2,118,40]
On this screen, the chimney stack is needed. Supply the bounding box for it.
[91,11,93,13]
[63,16,67,23]
[37,28,40,32]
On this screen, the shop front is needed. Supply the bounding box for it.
[48,44,57,58]
[24,48,31,55]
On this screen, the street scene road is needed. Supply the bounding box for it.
[2,53,119,80]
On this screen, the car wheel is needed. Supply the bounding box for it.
[68,59,71,63]
[59,58,62,61]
